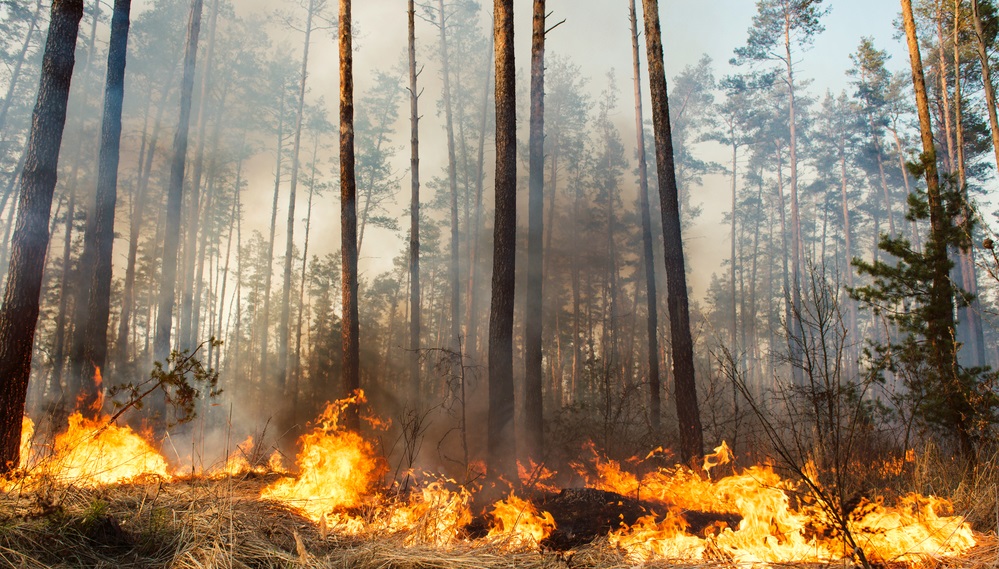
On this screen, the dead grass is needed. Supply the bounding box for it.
[0,473,996,569]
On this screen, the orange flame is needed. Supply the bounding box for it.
[587,445,976,564]
[261,391,386,524]
[37,412,169,487]
[487,493,556,548]
[19,416,34,469]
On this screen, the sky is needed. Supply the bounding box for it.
[142,0,915,299]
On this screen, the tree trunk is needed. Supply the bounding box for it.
[279,0,316,398]
[524,0,545,463]
[952,1,987,369]
[629,0,660,434]
[465,39,492,362]
[261,91,286,387]
[900,0,966,454]
[839,136,858,378]
[179,0,218,352]
[971,0,999,171]
[0,0,83,475]
[77,0,131,407]
[408,0,421,407]
[641,0,703,463]
[292,135,317,412]
[783,14,804,387]
[117,73,174,368]
[488,0,517,482]
[937,2,956,173]
[729,138,738,365]
[154,0,202,365]
[437,0,461,352]
[340,0,360,432]
[216,149,241,371]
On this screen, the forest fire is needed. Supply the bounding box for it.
[18,412,169,488]
[3,394,979,566]
[588,451,976,564]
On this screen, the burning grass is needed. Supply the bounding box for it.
[0,476,996,569]
[2,395,996,568]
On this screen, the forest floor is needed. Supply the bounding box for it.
[1,473,998,569]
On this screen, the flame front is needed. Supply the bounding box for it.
[261,392,385,524]
[487,493,555,548]
[38,412,169,487]
[589,452,976,564]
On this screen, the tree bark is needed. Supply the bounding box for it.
[179,0,218,351]
[640,0,703,463]
[900,0,966,453]
[524,0,545,464]
[78,0,131,405]
[629,0,661,435]
[154,0,202,365]
[971,0,999,171]
[488,0,517,482]
[340,0,360,432]
[0,0,83,475]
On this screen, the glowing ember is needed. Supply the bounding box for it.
[487,493,555,548]
[261,391,386,524]
[38,412,169,487]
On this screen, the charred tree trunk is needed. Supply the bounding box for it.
[640,0,703,463]
[488,0,517,482]
[0,0,83,475]
[340,0,360,432]
[524,0,545,464]
[154,0,202,365]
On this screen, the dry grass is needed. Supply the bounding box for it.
[0,473,996,569]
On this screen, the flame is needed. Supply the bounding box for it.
[261,391,386,524]
[702,440,733,476]
[518,459,559,494]
[385,480,472,546]
[19,416,34,469]
[586,445,976,564]
[487,493,556,548]
[36,412,169,487]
